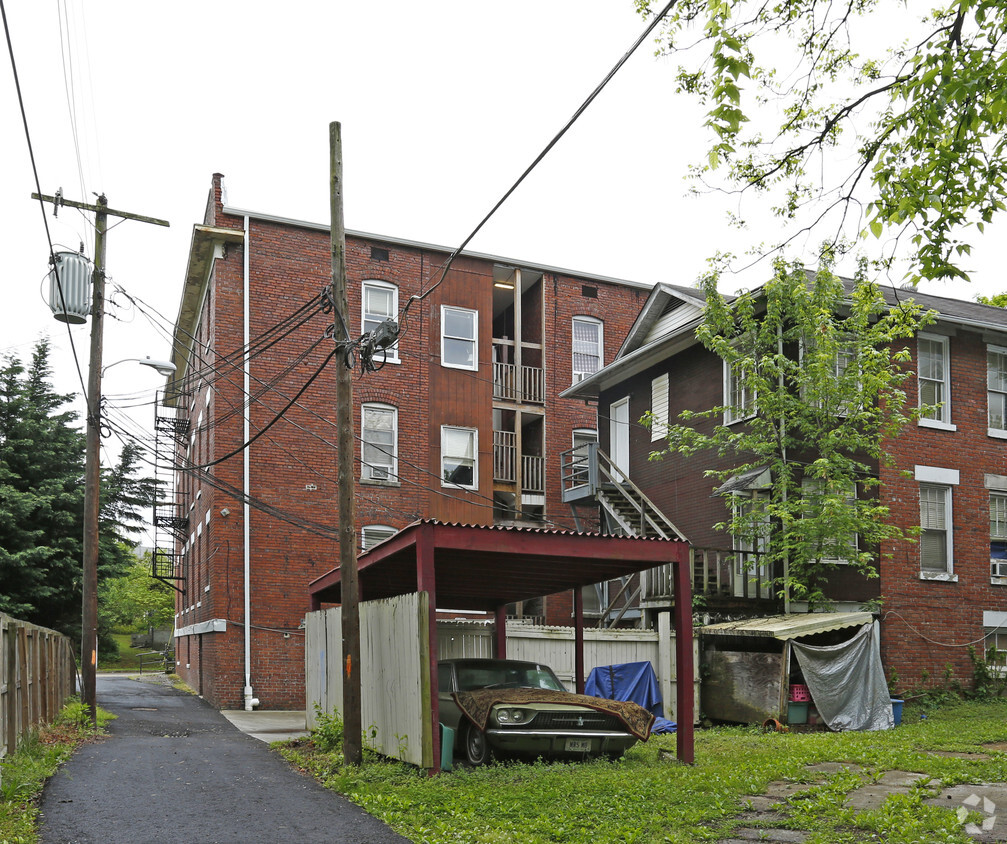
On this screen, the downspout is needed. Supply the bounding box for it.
[243,215,259,711]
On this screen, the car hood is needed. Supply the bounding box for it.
[452,688,654,740]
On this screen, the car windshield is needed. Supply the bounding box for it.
[454,661,565,692]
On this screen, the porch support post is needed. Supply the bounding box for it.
[672,547,695,764]
[493,605,507,659]
[573,587,585,694]
[416,523,441,772]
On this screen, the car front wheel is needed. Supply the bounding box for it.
[462,722,493,766]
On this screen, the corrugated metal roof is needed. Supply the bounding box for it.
[699,612,871,640]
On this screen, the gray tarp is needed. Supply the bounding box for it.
[791,621,893,731]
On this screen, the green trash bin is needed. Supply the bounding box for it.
[440,724,455,771]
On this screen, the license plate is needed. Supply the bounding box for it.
[565,739,592,752]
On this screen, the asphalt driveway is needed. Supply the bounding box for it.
[39,674,410,844]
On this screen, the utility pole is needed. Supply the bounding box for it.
[33,191,169,723]
[329,123,362,764]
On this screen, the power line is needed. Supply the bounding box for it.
[400,0,680,318]
[1,0,88,399]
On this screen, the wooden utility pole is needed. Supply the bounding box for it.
[33,191,168,723]
[329,123,362,764]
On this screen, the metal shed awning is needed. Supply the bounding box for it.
[699,612,871,641]
[308,519,690,611]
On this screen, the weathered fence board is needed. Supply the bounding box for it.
[0,613,77,759]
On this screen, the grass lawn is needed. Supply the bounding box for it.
[97,632,163,672]
[278,699,1007,843]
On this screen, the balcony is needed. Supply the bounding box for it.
[493,430,545,494]
[493,361,544,404]
[641,546,778,606]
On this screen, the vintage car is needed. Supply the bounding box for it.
[438,658,653,765]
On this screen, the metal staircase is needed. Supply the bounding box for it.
[560,443,685,626]
[151,392,189,593]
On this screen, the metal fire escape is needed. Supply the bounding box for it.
[152,391,189,593]
[560,442,685,626]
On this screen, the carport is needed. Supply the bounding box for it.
[308,519,694,769]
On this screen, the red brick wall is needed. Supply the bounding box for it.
[172,175,647,707]
[881,329,1007,692]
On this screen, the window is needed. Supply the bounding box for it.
[918,334,952,427]
[361,525,397,551]
[572,316,603,382]
[919,484,953,574]
[442,426,477,489]
[991,494,1007,579]
[724,359,756,424]
[651,373,669,442]
[361,403,397,482]
[989,345,1007,436]
[441,306,477,370]
[362,281,399,362]
[801,479,858,564]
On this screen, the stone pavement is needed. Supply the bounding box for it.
[717,757,1007,843]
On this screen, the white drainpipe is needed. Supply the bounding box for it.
[242,214,258,711]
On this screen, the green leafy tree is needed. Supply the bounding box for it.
[638,0,1007,283]
[0,340,157,640]
[648,257,933,608]
[977,293,1007,307]
[100,553,175,633]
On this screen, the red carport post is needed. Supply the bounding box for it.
[574,587,585,694]
[673,552,695,764]
[416,523,440,772]
[494,605,507,658]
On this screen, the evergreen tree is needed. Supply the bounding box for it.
[0,340,157,639]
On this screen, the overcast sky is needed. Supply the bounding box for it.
[2,1,1001,448]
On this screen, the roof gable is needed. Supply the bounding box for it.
[617,283,706,359]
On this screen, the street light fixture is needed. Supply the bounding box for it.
[103,356,176,377]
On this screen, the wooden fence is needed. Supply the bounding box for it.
[1,613,77,760]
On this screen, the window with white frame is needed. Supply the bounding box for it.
[572,316,603,382]
[361,525,397,551]
[991,493,1007,578]
[989,345,1007,435]
[724,359,756,424]
[362,280,399,361]
[651,373,669,441]
[441,426,477,488]
[919,483,953,574]
[801,479,858,564]
[918,334,951,426]
[441,306,477,370]
[361,403,397,482]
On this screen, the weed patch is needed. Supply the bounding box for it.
[277,699,1007,843]
[0,698,109,843]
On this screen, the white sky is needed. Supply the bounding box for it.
[1,0,1002,451]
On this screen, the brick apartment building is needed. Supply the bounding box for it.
[563,280,1007,693]
[157,174,650,710]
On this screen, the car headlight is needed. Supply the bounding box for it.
[495,707,533,725]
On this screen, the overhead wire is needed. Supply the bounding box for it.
[1,0,88,400]
[398,0,680,324]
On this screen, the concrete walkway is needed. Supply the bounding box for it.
[38,674,409,844]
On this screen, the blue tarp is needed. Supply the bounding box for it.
[585,661,677,734]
